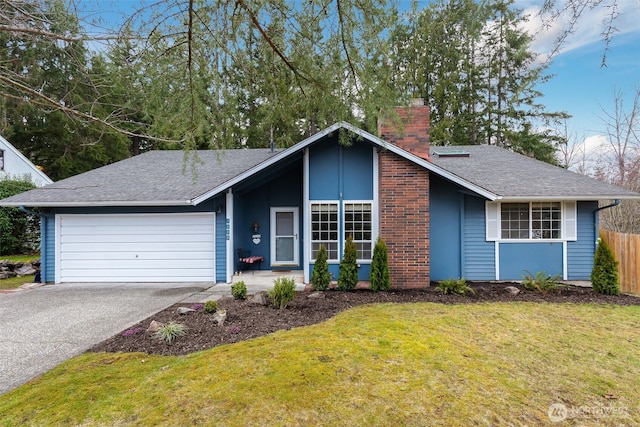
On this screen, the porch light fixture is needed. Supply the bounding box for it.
[252,220,260,233]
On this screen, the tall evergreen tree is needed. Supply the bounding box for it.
[390,0,568,162]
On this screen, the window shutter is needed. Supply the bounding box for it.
[564,201,577,241]
[486,201,500,241]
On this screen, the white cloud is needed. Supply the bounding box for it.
[516,0,640,58]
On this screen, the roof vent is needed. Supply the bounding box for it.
[433,149,470,158]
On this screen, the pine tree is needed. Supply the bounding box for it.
[591,237,620,295]
[337,235,358,291]
[370,237,391,291]
[311,244,331,291]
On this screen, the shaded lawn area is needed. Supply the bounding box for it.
[1,302,639,426]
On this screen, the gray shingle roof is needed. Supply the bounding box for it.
[430,145,639,200]
[2,125,638,208]
[0,149,282,206]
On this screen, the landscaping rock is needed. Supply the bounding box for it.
[248,291,268,306]
[147,320,165,334]
[308,291,326,299]
[176,307,196,315]
[15,264,36,276]
[0,272,16,280]
[504,286,521,295]
[212,309,227,326]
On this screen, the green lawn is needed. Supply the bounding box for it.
[1,302,638,426]
[0,255,38,290]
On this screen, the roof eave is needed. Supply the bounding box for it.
[498,195,640,202]
[192,122,501,204]
[0,200,194,208]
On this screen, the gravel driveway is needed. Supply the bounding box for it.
[0,282,208,396]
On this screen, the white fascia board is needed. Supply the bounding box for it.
[191,122,347,205]
[0,135,54,185]
[192,121,500,205]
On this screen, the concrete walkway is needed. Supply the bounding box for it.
[0,282,207,396]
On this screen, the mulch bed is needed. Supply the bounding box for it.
[89,282,640,357]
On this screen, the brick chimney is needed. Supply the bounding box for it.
[377,98,431,289]
[378,98,431,160]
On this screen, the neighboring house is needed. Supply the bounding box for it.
[1,105,638,286]
[0,135,53,187]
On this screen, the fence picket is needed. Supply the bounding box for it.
[601,229,640,295]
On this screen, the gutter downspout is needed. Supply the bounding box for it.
[18,206,46,284]
[594,199,621,243]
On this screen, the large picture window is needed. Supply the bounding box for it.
[311,202,339,260]
[344,202,373,259]
[500,202,562,239]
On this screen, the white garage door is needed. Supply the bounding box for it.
[56,213,215,283]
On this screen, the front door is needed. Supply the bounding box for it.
[271,207,299,266]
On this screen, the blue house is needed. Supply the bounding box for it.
[1,105,638,286]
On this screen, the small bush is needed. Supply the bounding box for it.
[522,271,563,294]
[591,237,620,295]
[152,321,188,344]
[437,278,474,296]
[337,235,358,291]
[311,244,331,291]
[370,237,390,291]
[269,277,296,310]
[231,281,247,299]
[204,300,218,313]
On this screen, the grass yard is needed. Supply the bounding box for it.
[0,255,38,290]
[0,302,638,426]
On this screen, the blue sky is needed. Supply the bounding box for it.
[515,0,640,158]
[75,0,639,158]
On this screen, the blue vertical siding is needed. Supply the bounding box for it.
[429,175,462,280]
[309,139,340,200]
[567,201,597,280]
[499,242,563,279]
[234,164,303,268]
[342,143,373,199]
[463,195,495,280]
[308,138,375,280]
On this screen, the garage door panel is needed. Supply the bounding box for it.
[60,241,215,253]
[61,223,214,235]
[60,268,215,280]
[57,213,215,283]
[61,259,212,270]
[60,233,214,244]
[59,251,213,261]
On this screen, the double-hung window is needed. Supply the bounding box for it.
[488,201,574,241]
[311,201,374,261]
[344,202,373,260]
[311,202,339,260]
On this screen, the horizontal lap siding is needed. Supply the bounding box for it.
[567,201,597,280]
[463,195,495,280]
[58,213,215,282]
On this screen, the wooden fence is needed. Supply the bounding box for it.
[600,229,640,295]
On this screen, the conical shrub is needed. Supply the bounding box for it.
[591,236,620,295]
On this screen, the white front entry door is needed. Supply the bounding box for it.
[270,207,299,266]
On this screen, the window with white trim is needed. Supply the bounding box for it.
[497,202,562,240]
[0,150,4,171]
[311,202,339,260]
[344,202,373,260]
